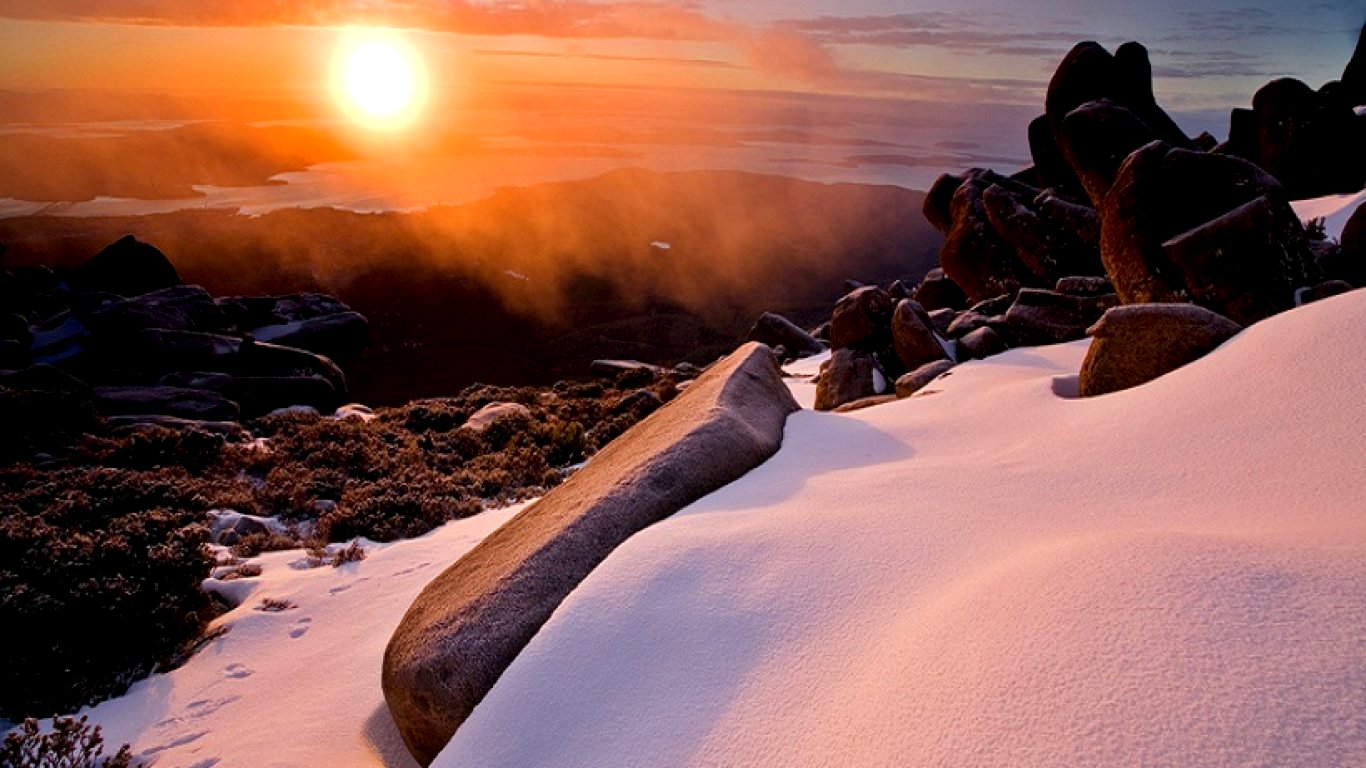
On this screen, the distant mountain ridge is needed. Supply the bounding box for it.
[0,169,941,403]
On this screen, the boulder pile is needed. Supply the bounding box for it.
[769,29,1365,411]
[0,235,369,426]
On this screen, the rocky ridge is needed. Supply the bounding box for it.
[771,31,1366,412]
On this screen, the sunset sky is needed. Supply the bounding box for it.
[0,1,1360,212]
[1,1,1359,110]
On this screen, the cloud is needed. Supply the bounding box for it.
[778,12,1090,53]
[0,1,734,40]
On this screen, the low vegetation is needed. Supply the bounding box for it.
[0,370,685,722]
[0,716,139,768]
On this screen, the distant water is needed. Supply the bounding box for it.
[0,99,1228,219]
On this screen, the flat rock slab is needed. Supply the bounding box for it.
[383,342,800,765]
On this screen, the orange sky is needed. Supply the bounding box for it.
[0,2,1358,121]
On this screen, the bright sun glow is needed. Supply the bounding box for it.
[332,29,429,131]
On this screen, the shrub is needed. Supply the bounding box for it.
[0,716,139,768]
[0,470,217,720]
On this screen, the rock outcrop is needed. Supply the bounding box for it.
[1,236,368,425]
[382,343,799,766]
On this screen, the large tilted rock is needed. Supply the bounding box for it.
[1100,141,1297,306]
[1161,194,1318,325]
[383,343,799,766]
[1079,304,1243,397]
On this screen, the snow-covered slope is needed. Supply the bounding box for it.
[436,290,1366,768]
[48,290,1366,767]
[75,507,522,768]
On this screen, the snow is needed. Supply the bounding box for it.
[64,506,522,768]
[25,291,1366,767]
[1293,189,1364,241]
[437,290,1366,768]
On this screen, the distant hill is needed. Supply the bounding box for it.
[0,169,941,403]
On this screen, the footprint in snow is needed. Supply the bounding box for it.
[222,663,253,679]
[290,618,312,639]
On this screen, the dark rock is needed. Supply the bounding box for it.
[927,308,957,337]
[611,389,664,418]
[1298,280,1355,304]
[1046,41,1190,152]
[982,183,1101,279]
[912,268,969,311]
[29,313,89,367]
[814,348,879,411]
[1161,194,1318,325]
[895,359,957,398]
[891,299,949,371]
[271,293,353,323]
[967,294,1016,317]
[1079,303,1242,397]
[215,295,285,330]
[842,279,865,295]
[886,280,913,301]
[0,364,88,393]
[1057,99,1158,207]
[1029,114,1084,196]
[251,311,370,362]
[590,359,664,382]
[924,174,966,233]
[72,236,180,298]
[957,326,1007,360]
[1235,77,1365,199]
[1192,131,1219,151]
[228,376,340,418]
[1329,203,1366,285]
[83,285,226,338]
[383,343,798,766]
[1035,190,1101,248]
[1343,23,1366,108]
[829,286,894,350]
[940,180,1030,303]
[945,310,992,339]
[811,322,830,342]
[93,385,240,421]
[747,312,825,358]
[0,313,31,346]
[106,414,249,440]
[832,394,898,413]
[1100,141,1285,305]
[1056,276,1115,296]
[1003,288,1120,345]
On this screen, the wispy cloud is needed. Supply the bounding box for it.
[0,1,734,40]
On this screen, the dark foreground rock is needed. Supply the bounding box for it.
[747,312,825,359]
[1079,304,1243,397]
[383,342,800,766]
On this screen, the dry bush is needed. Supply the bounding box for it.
[0,716,139,768]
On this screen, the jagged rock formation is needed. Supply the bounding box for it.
[0,236,369,423]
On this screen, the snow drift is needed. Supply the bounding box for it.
[437,290,1366,768]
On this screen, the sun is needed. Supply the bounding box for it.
[332,28,429,131]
